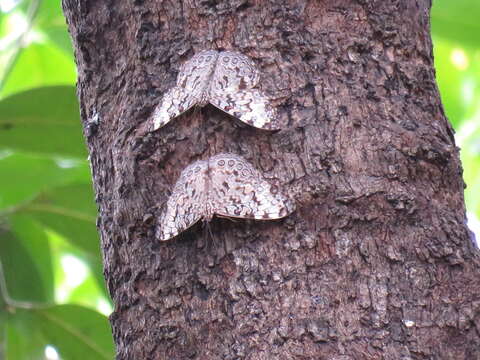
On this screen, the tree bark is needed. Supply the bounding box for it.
[62,0,480,359]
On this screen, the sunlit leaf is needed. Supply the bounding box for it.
[432,0,480,48]
[42,26,73,55]
[35,0,74,55]
[0,86,86,157]
[49,230,109,309]
[11,182,107,300]
[433,40,467,128]
[18,184,99,255]
[66,275,110,312]
[5,310,46,360]
[0,309,6,359]
[0,12,16,46]
[0,153,90,210]
[6,305,114,360]
[82,255,109,302]
[459,118,480,218]
[0,41,76,98]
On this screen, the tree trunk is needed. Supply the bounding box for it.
[62,0,480,359]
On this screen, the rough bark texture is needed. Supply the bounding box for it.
[63,0,480,359]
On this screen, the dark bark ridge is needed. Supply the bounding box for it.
[63,0,480,359]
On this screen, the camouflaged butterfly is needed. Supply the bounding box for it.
[152,50,279,131]
[158,153,294,241]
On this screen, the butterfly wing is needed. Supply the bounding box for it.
[152,50,218,131]
[209,51,260,93]
[158,159,208,241]
[177,50,218,90]
[207,51,279,130]
[208,154,294,220]
[151,86,197,130]
[209,89,280,130]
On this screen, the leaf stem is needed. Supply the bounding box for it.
[0,193,96,224]
[0,259,47,310]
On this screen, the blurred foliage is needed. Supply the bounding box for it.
[431,0,480,222]
[0,0,113,358]
[0,0,479,358]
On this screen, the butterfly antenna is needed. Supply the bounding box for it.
[202,220,214,260]
[207,221,215,243]
[193,105,200,117]
[202,220,209,246]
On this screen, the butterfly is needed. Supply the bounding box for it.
[152,50,280,131]
[158,153,294,241]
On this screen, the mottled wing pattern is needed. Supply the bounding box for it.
[158,159,208,241]
[209,51,260,93]
[152,87,197,130]
[210,89,280,130]
[152,49,280,131]
[207,154,294,220]
[152,50,218,131]
[177,50,218,104]
[208,51,279,130]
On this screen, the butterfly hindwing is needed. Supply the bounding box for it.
[208,154,294,220]
[177,50,218,102]
[210,51,260,93]
[210,89,280,130]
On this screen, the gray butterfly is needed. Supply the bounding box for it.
[158,153,294,241]
[152,50,279,131]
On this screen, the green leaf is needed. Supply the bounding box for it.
[431,0,480,49]
[80,254,109,302]
[35,0,66,26]
[5,310,47,360]
[35,0,74,55]
[66,275,111,313]
[0,86,86,157]
[0,286,7,359]
[459,119,480,218]
[42,27,74,55]
[0,42,76,98]
[0,153,90,210]
[47,230,108,305]
[18,184,100,256]
[433,40,467,128]
[6,305,114,360]
[0,216,54,303]
[0,8,16,41]
[36,305,114,359]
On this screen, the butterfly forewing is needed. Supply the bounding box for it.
[177,50,218,103]
[152,87,197,130]
[158,160,209,241]
[152,51,217,131]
